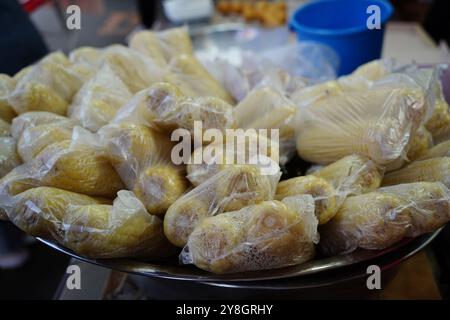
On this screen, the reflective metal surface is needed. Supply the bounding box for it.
[37,229,441,283]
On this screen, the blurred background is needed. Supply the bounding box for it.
[0,0,449,299]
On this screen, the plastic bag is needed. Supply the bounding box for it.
[233,86,296,164]
[1,130,124,198]
[320,182,450,255]
[1,186,174,259]
[275,175,340,225]
[7,52,85,115]
[406,125,433,161]
[113,82,235,139]
[0,137,21,178]
[181,194,318,274]
[164,161,282,247]
[419,140,450,160]
[383,157,450,188]
[311,154,384,196]
[68,64,133,132]
[0,74,17,122]
[98,123,187,215]
[295,82,426,165]
[101,45,165,93]
[129,27,194,67]
[11,111,73,140]
[186,131,280,187]
[164,54,234,104]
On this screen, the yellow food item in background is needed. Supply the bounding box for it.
[0,74,17,123]
[419,140,450,160]
[406,125,433,162]
[0,137,21,178]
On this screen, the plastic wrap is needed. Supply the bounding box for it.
[1,132,124,197]
[17,122,74,163]
[295,83,426,165]
[0,118,10,137]
[419,141,450,160]
[320,182,450,255]
[164,54,234,104]
[11,111,74,140]
[69,46,103,68]
[406,125,433,161]
[68,64,133,132]
[0,137,21,178]
[114,82,235,138]
[425,78,450,143]
[275,175,339,225]
[233,86,296,164]
[101,45,164,93]
[186,132,280,187]
[8,52,85,115]
[181,195,318,274]
[383,157,450,188]
[98,123,187,215]
[0,74,17,122]
[164,162,282,247]
[311,154,384,195]
[1,186,174,259]
[129,27,194,66]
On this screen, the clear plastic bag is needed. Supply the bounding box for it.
[320,182,450,255]
[186,131,280,187]
[383,157,450,188]
[129,27,194,67]
[1,186,174,259]
[1,128,124,198]
[419,140,450,160]
[0,74,17,122]
[275,175,341,225]
[0,137,21,178]
[7,52,85,115]
[181,194,318,274]
[164,54,234,104]
[113,82,235,140]
[311,154,384,196]
[233,86,296,164]
[11,111,73,140]
[164,161,282,247]
[98,123,187,215]
[68,64,133,132]
[295,81,426,165]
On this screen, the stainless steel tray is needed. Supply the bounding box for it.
[37,229,441,283]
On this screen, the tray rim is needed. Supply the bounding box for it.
[36,228,442,283]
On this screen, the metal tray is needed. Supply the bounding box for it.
[37,228,441,283]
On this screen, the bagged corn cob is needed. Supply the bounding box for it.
[0,137,21,178]
[186,131,280,186]
[98,123,187,215]
[164,161,281,247]
[383,157,450,188]
[68,64,133,132]
[311,154,384,195]
[11,111,73,140]
[275,175,339,225]
[406,125,433,161]
[129,27,193,66]
[101,45,164,93]
[425,96,450,143]
[164,54,234,104]
[1,129,125,197]
[320,182,450,255]
[233,86,296,163]
[295,82,426,165]
[181,195,318,274]
[113,82,235,139]
[419,141,450,160]
[1,186,174,259]
[0,74,17,122]
[8,52,85,115]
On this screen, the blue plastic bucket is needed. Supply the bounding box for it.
[289,0,394,75]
